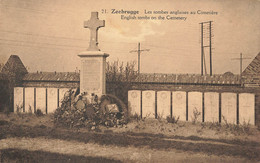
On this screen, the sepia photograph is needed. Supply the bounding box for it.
[0,0,259,162]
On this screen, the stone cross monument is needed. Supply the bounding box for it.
[78,12,109,96]
[84,12,104,51]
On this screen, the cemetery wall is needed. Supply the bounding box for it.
[11,81,260,126]
[9,72,260,126]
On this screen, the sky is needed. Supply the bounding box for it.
[0,0,259,74]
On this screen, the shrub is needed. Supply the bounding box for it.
[166,116,179,124]
[191,107,201,124]
[54,89,128,129]
[106,61,138,107]
[221,115,252,135]
[3,106,10,116]
[35,109,44,117]
[128,113,142,122]
[16,104,23,113]
[28,105,33,115]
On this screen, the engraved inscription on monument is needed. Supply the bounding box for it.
[83,59,101,91]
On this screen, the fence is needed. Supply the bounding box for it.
[13,87,73,114]
[128,90,255,125]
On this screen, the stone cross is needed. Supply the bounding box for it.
[84,12,105,51]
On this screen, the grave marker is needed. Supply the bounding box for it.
[128,90,141,116]
[59,88,70,107]
[14,87,24,113]
[188,92,203,122]
[47,88,58,113]
[221,93,237,124]
[172,91,186,121]
[204,92,219,122]
[24,87,34,113]
[142,90,155,118]
[157,91,171,119]
[36,88,46,114]
[239,93,255,125]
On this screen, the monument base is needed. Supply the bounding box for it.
[78,51,109,97]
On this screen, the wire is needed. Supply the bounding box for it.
[0,42,83,51]
[0,30,88,41]
[0,38,86,48]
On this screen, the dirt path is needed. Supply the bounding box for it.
[0,137,252,163]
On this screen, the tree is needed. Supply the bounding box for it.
[106,60,138,105]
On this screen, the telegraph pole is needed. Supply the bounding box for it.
[231,53,251,76]
[231,53,251,84]
[130,42,149,75]
[201,23,204,75]
[209,21,212,76]
[200,21,213,76]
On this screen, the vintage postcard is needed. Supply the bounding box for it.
[0,0,259,162]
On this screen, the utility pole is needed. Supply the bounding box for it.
[201,23,204,75]
[200,21,213,76]
[209,21,212,76]
[130,42,149,75]
[231,53,251,84]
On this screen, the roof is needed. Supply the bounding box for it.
[22,72,241,85]
[241,52,260,85]
[1,55,28,74]
[138,73,240,85]
[242,52,260,76]
[23,72,79,82]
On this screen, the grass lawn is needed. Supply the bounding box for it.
[0,113,259,162]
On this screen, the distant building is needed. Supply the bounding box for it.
[242,52,260,87]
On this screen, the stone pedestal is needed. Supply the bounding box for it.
[78,51,109,96]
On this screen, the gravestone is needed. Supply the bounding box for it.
[142,90,155,118]
[78,12,109,97]
[24,87,34,113]
[239,93,255,125]
[59,88,70,107]
[14,87,24,113]
[36,88,46,114]
[188,92,203,122]
[47,88,58,113]
[172,91,186,121]
[157,91,171,119]
[221,93,237,124]
[204,92,219,122]
[128,90,141,116]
